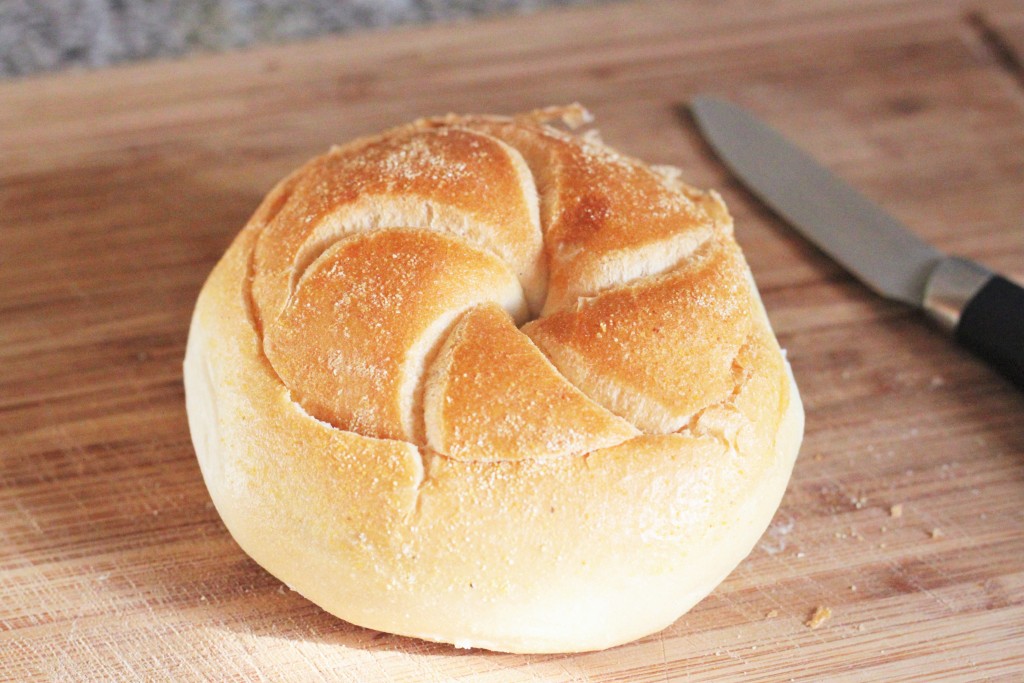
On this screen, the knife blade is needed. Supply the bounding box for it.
[689,95,1024,390]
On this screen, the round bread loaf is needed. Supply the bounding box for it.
[183,105,804,653]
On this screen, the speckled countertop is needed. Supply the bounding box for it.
[0,0,608,78]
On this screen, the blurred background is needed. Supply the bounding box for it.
[1,0,615,78]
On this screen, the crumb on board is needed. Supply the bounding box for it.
[931,527,944,539]
[890,504,903,518]
[765,609,779,619]
[806,606,832,629]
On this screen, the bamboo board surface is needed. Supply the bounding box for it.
[2,0,1024,680]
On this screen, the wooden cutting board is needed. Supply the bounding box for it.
[3,0,1023,679]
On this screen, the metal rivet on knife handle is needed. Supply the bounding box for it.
[922,257,994,332]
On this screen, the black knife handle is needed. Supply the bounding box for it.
[955,275,1024,390]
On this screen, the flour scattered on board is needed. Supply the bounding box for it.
[759,512,795,555]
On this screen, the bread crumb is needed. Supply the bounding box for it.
[806,605,832,629]
[525,103,594,129]
[931,527,944,539]
[890,504,903,518]
[765,609,779,619]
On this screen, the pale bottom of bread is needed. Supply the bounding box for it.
[184,230,803,654]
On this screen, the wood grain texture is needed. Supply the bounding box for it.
[2,0,1024,680]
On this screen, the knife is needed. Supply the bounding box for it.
[689,96,1024,390]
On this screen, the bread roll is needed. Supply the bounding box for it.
[183,105,804,653]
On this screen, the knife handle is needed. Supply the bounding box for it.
[924,257,1024,390]
[956,276,1024,390]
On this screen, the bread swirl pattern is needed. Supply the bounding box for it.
[250,106,752,456]
[184,105,804,653]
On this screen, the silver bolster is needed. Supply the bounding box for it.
[922,257,994,332]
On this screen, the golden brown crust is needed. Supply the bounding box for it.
[440,115,721,314]
[252,125,545,319]
[424,302,638,461]
[264,229,526,442]
[523,238,752,434]
[183,106,804,654]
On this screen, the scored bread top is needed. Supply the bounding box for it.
[424,302,639,461]
[246,104,771,461]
